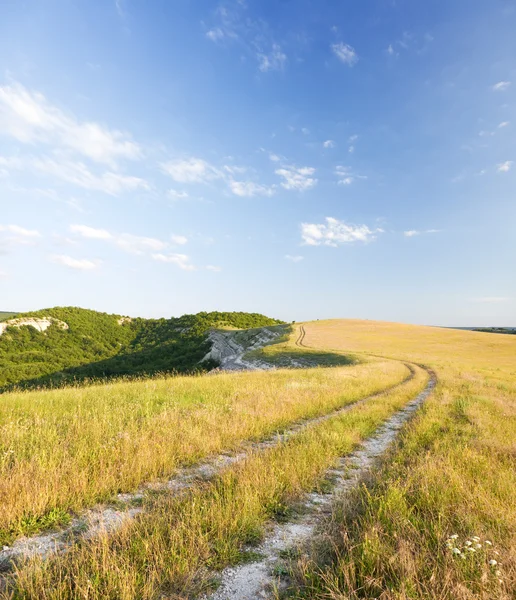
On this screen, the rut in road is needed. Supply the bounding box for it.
[0,363,415,573]
[204,366,437,600]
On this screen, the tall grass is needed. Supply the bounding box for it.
[283,320,516,599]
[0,359,406,544]
[4,367,429,599]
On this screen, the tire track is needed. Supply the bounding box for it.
[205,365,436,600]
[0,364,415,574]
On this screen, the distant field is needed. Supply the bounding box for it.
[0,311,17,322]
[1,320,514,599]
[287,320,516,599]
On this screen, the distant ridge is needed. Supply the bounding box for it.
[0,307,284,390]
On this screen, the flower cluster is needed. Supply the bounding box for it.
[445,534,503,583]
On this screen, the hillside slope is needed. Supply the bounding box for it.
[0,307,283,388]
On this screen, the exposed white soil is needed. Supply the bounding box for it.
[0,317,68,337]
[204,368,436,600]
[0,364,416,573]
[202,327,284,371]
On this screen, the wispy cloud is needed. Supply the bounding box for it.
[171,234,188,245]
[0,82,142,167]
[323,140,335,149]
[331,42,358,66]
[492,81,511,91]
[301,217,381,246]
[228,179,276,197]
[498,121,510,128]
[151,253,196,271]
[51,254,101,270]
[70,224,167,255]
[257,44,287,72]
[276,165,317,191]
[335,166,367,186]
[497,160,513,173]
[70,224,112,240]
[0,224,40,238]
[168,189,189,200]
[403,229,441,237]
[205,2,287,73]
[161,157,222,184]
[206,28,225,42]
[285,254,304,262]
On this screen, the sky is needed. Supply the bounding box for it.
[0,0,515,326]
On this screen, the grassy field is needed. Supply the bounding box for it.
[282,320,516,599]
[1,319,513,599]
[5,365,429,599]
[0,356,406,545]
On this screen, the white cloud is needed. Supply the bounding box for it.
[206,28,225,42]
[492,81,511,91]
[257,44,287,72]
[497,160,513,173]
[269,153,281,162]
[331,42,358,66]
[168,189,189,199]
[348,145,355,154]
[276,165,317,191]
[498,121,510,128]
[349,134,358,142]
[0,224,40,238]
[335,165,366,186]
[70,224,168,255]
[404,229,441,237]
[161,157,222,184]
[171,234,188,245]
[301,217,381,246]
[152,253,196,271]
[285,254,304,262]
[70,224,112,239]
[228,179,275,197]
[33,157,149,195]
[470,296,510,303]
[386,44,398,56]
[323,140,335,148]
[51,254,100,270]
[0,82,142,167]
[115,234,168,255]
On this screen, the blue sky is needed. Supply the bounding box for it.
[0,0,515,325]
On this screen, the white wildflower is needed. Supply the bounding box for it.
[452,548,461,555]
[472,536,480,542]
[450,534,459,539]
[489,559,498,566]
[465,540,472,546]
[484,540,492,545]
[475,543,482,549]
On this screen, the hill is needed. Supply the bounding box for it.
[0,307,283,388]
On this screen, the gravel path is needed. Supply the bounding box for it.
[204,366,436,600]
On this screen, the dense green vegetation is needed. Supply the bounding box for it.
[0,307,283,389]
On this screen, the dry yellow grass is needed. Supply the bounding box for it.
[4,365,430,599]
[0,357,407,544]
[283,320,516,599]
